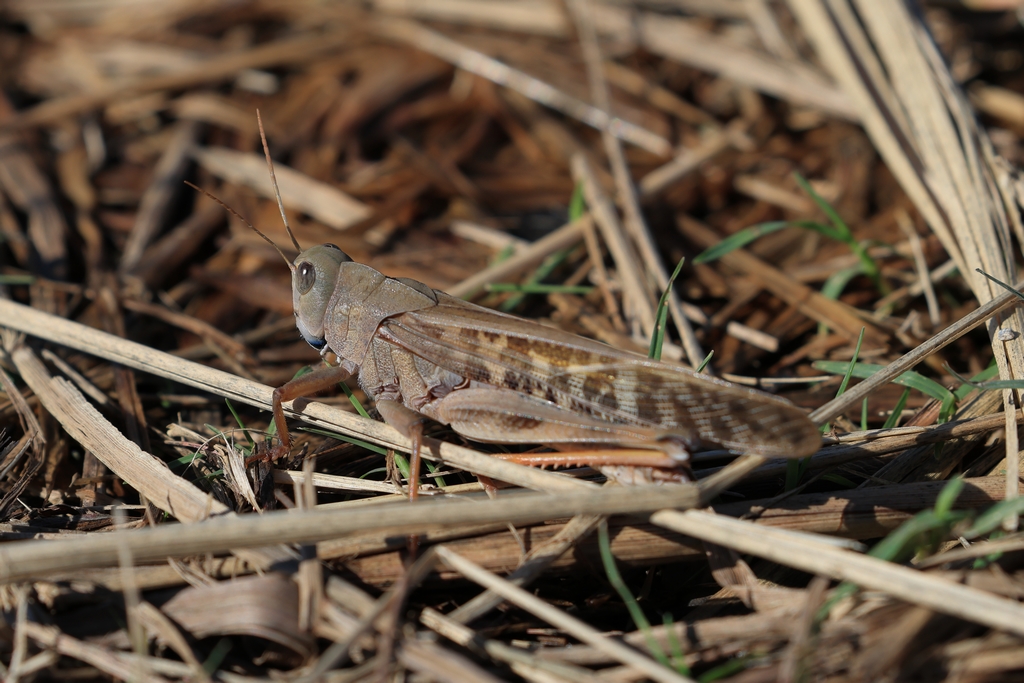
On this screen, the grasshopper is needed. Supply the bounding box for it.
[225,120,820,497]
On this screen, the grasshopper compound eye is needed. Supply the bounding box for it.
[297,261,316,294]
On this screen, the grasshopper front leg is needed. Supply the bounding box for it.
[253,364,354,465]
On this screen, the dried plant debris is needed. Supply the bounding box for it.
[1,1,1024,681]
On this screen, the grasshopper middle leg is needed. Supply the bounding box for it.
[375,399,430,503]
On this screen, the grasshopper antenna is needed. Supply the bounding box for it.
[183,180,295,272]
[256,110,301,252]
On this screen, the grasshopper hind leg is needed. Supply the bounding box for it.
[430,387,697,475]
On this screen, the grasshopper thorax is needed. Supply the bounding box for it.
[292,243,351,350]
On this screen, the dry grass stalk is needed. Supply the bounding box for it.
[651,510,1024,636]
[375,17,672,156]
[341,476,1012,584]
[5,342,229,524]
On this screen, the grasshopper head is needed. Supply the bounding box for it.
[292,243,351,350]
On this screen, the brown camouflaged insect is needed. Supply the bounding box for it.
[234,116,820,498]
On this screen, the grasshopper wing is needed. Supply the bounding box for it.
[380,293,819,458]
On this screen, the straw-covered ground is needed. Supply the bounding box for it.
[1,1,1023,681]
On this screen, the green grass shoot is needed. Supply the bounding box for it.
[297,427,388,457]
[597,520,689,675]
[492,243,516,265]
[224,398,255,450]
[882,387,911,429]
[499,246,574,312]
[697,655,758,682]
[820,473,858,488]
[696,350,714,373]
[202,638,232,674]
[569,181,586,221]
[649,256,686,361]
[337,380,372,419]
[693,172,889,300]
[818,264,868,335]
[946,363,1024,392]
[963,495,1024,540]
[816,477,970,622]
[0,274,35,285]
[813,359,957,422]
[499,181,588,312]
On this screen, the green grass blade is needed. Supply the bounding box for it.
[597,521,675,670]
[698,656,755,682]
[224,399,254,449]
[298,427,388,456]
[393,451,410,481]
[0,275,35,285]
[789,219,844,241]
[869,508,971,563]
[946,364,1024,392]
[818,485,971,623]
[934,477,965,518]
[649,304,670,362]
[691,175,888,295]
[784,456,804,491]
[821,473,857,488]
[337,381,371,419]
[692,221,789,264]
[696,350,714,373]
[569,181,586,221]
[202,638,233,674]
[812,361,954,404]
[820,265,866,301]
[784,457,803,491]
[953,363,999,400]
[964,497,1024,539]
[882,387,911,429]
[491,243,516,265]
[793,172,850,240]
[835,328,866,399]
[422,458,447,488]
[499,247,573,312]
[205,423,233,447]
[168,451,203,469]
[975,268,1024,302]
[649,256,686,361]
[495,181,588,311]
[794,172,887,294]
[662,613,689,674]
[938,393,957,424]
